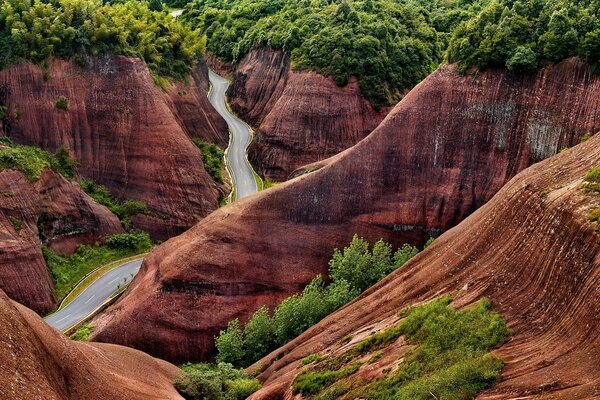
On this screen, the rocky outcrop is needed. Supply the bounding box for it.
[248,132,600,400]
[165,58,229,148]
[91,58,600,363]
[0,55,226,240]
[0,289,182,399]
[228,47,388,180]
[0,169,123,314]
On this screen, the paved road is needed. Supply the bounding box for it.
[208,70,258,199]
[44,259,143,332]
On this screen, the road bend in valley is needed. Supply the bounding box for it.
[208,70,259,200]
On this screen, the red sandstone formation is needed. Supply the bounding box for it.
[227,47,388,180]
[0,289,182,399]
[0,55,226,240]
[0,169,123,314]
[248,132,600,400]
[165,58,229,148]
[91,59,600,363]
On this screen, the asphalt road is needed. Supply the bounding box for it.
[44,259,143,332]
[208,70,258,199]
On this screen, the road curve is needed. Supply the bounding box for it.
[44,259,143,332]
[208,71,258,199]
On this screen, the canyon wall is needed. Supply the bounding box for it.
[0,289,182,399]
[227,47,388,180]
[0,55,226,240]
[248,132,600,400]
[91,58,600,363]
[0,169,123,314]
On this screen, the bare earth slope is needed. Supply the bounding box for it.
[0,169,123,314]
[0,289,182,400]
[227,47,388,180]
[248,132,600,400]
[0,55,226,240]
[91,59,600,363]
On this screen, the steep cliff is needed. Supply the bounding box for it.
[0,55,226,240]
[165,58,229,148]
[247,131,600,400]
[227,47,388,180]
[0,289,182,399]
[0,168,123,314]
[91,58,600,363]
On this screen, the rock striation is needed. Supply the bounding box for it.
[247,131,600,400]
[0,169,123,314]
[0,55,226,240]
[227,46,388,180]
[0,289,182,399]
[91,58,600,363]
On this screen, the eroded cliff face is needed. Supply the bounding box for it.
[227,47,388,180]
[0,289,182,399]
[91,59,600,363]
[247,133,600,400]
[0,169,123,314]
[165,58,229,148]
[0,55,226,240]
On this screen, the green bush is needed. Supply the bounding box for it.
[0,142,77,181]
[182,0,482,108]
[0,105,6,119]
[70,323,94,341]
[0,0,205,80]
[584,166,600,193]
[216,236,421,368]
[55,96,69,111]
[8,215,22,231]
[54,147,77,179]
[79,179,149,228]
[291,296,511,399]
[192,139,225,183]
[43,232,152,301]
[447,0,600,74]
[174,362,261,400]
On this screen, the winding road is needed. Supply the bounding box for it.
[45,259,142,331]
[46,47,259,332]
[208,70,258,199]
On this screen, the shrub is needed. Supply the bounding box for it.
[55,96,69,111]
[8,215,22,231]
[192,139,225,183]
[215,319,245,366]
[0,144,55,181]
[105,232,152,251]
[174,362,260,400]
[584,166,600,193]
[0,105,6,119]
[70,324,93,341]
[506,46,538,72]
[54,146,77,179]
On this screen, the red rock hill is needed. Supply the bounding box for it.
[227,47,388,181]
[91,59,600,363]
[0,55,227,240]
[248,131,600,400]
[0,169,123,314]
[0,289,182,399]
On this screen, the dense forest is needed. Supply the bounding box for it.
[182,0,599,107]
[181,0,483,108]
[447,0,600,73]
[0,0,204,79]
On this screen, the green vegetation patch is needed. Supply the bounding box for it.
[0,143,76,181]
[216,235,423,368]
[182,0,483,108]
[584,166,600,193]
[0,0,205,80]
[79,179,149,230]
[192,139,225,183]
[174,362,261,400]
[55,96,69,111]
[291,296,510,400]
[447,0,600,74]
[43,232,152,302]
[70,323,94,341]
[8,215,22,231]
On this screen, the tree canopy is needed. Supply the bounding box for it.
[181,0,482,108]
[447,0,600,73]
[0,0,205,79]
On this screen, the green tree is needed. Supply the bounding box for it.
[148,0,163,11]
[506,46,538,71]
[242,306,274,366]
[215,319,245,366]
